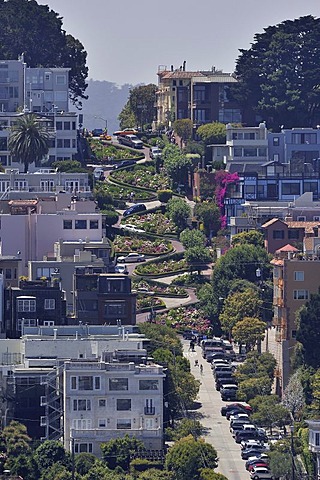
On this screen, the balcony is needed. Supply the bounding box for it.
[144,407,155,415]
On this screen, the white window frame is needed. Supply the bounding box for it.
[17,299,36,312]
[293,290,309,300]
[294,271,304,281]
[44,298,55,310]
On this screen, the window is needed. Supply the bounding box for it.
[117,419,131,430]
[95,377,101,390]
[56,74,66,85]
[273,154,279,162]
[99,399,106,407]
[272,230,284,239]
[57,139,63,148]
[56,121,62,130]
[90,220,99,229]
[314,216,320,222]
[63,220,72,229]
[294,271,304,281]
[75,220,87,229]
[5,269,11,280]
[44,299,55,310]
[98,419,106,428]
[73,399,91,411]
[193,85,206,102]
[117,399,131,411]
[234,147,242,157]
[64,122,70,130]
[17,299,36,312]
[71,377,77,390]
[79,376,93,390]
[139,380,159,390]
[105,303,125,317]
[273,137,280,146]
[243,147,257,157]
[36,267,55,278]
[316,433,320,446]
[109,378,128,391]
[72,419,92,430]
[297,216,306,221]
[293,290,309,300]
[74,443,92,454]
[282,183,300,195]
[63,139,70,148]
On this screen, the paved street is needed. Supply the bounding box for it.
[182,341,248,480]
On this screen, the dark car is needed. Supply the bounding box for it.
[241,446,267,460]
[91,128,104,137]
[220,384,238,401]
[235,430,268,444]
[215,376,236,391]
[221,402,252,417]
[123,203,147,217]
[113,160,136,170]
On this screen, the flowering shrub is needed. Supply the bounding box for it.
[112,166,170,191]
[135,257,187,276]
[121,212,177,235]
[114,236,172,255]
[136,296,165,312]
[155,306,211,333]
[89,139,141,161]
[132,279,187,296]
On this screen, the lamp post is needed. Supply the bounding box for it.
[94,116,108,132]
[256,266,268,351]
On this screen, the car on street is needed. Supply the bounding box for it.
[221,402,252,417]
[113,128,138,136]
[123,203,147,217]
[119,224,145,233]
[113,160,136,170]
[235,430,268,444]
[220,384,238,401]
[229,413,250,423]
[114,265,129,274]
[245,455,269,470]
[241,445,267,460]
[118,134,144,149]
[249,466,274,479]
[90,128,104,137]
[150,146,162,159]
[117,253,146,263]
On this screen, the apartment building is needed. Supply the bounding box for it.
[0,326,165,455]
[0,193,103,273]
[156,65,252,129]
[271,246,320,393]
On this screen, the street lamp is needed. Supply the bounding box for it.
[94,116,108,132]
[290,424,295,480]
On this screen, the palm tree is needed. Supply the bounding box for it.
[8,114,50,173]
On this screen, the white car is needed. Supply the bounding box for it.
[114,265,128,274]
[119,224,145,233]
[117,253,146,263]
[250,466,274,479]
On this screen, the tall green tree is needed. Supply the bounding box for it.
[232,316,266,351]
[180,229,206,249]
[0,0,88,107]
[231,230,264,248]
[296,291,320,369]
[233,15,320,130]
[196,122,226,145]
[163,144,192,189]
[101,435,144,471]
[167,197,191,233]
[173,119,193,147]
[128,84,157,129]
[9,114,50,172]
[118,102,138,130]
[165,435,218,480]
[194,202,220,237]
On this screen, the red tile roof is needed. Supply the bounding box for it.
[276,244,299,253]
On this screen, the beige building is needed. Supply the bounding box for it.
[271,245,320,393]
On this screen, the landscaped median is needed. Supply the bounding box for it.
[155,306,210,334]
[132,279,188,298]
[110,164,170,191]
[136,295,166,313]
[113,236,174,257]
[120,211,178,236]
[134,252,188,278]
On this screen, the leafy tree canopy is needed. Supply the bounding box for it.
[165,435,218,480]
[163,145,192,189]
[118,84,157,130]
[52,159,88,173]
[0,0,88,107]
[231,230,264,248]
[180,229,206,249]
[101,435,144,471]
[296,291,320,369]
[196,122,226,145]
[173,119,193,147]
[234,15,320,130]
[194,202,221,237]
[118,102,137,130]
[167,197,191,233]
[232,316,265,351]
[165,418,206,442]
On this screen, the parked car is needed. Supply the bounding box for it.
[229,413,250,423]
[235,430,268,444]
[90,128,104,137]
[216,376,236,391]
[100,132,112,141]
[113,160,136,170]
[119,224,145,233]
[249,466,274,479]
[220,384,238,401]
[114,265,128,274]
[117,253,145,263]
[245,455,269,470]
[241,445,267,460]
[221,402,252,417]
[248,462,269,472]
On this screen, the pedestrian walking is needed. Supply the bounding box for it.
[200,364,203,375]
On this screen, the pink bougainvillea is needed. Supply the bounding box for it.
[214,171,239,228]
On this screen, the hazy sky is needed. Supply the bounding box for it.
[38,0,320,86]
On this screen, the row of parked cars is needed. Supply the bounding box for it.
[211,358,239,401]
[221,402,274,479]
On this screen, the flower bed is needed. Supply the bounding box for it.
[155,306,211,333]
[135,257,188,277]
[112,166,170,191]
[121,212,177,235]
[89,139,141,162]
[132,279,188,297]
[136,296,165,313]
[103,183,155,201]
[114,236,173,255]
